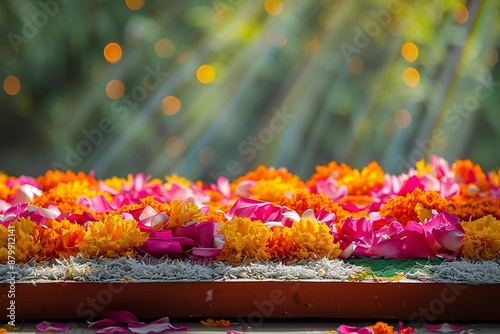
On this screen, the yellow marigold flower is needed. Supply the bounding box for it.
[461,215,500,260]
[0,225,8,264]
[250,177,305,203]
[165,174,192,187]
[166,199,206,228]
[370,321,394,334]
[306,161,352,188]
[380,188,449,225]
[80,215,148,258]
[38,219,85,260]
[283,218,341,260]
[217,217,271,263]
[101,175,132,191]
[338,161,385,196]
[1,217,42,263]
[36,170,98,191]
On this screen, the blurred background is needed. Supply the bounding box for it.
[1,0,499,182]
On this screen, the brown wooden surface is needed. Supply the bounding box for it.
[1,281,499,322]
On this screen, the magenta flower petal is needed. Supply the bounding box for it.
[192,247,222,258]
[138,238,183,257]
[102,310,141,324]
[172,224,198,243]
[370,239,405,259]
[128,317,188,333]
[196,221,215,248]
[337,324,374,334]
[427,323,466,332]
[36,321,71,332]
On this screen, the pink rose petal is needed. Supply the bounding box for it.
[102,310,141,324]
[337,324,374,334]
[36,321,71,332]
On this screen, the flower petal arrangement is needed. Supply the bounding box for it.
[1,155,500,265]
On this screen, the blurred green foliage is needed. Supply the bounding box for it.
[1,0,499,182]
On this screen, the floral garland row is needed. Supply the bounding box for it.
[1,155,499,264]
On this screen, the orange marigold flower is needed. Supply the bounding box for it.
[37,219,85,260]
[449,196,500,220]
[370,321,394,334]
[0,182,17,201]
[277,190,350,223]
[380,188,449,225]
[307,161,384,196]
[461,215,500,260]
[79,215,148,258]
[268,225,295,261]
[233,165,300,184]
[452,159,486,183]
[216,217,271,263]
[36,170,98,191]
[31,180,108,216]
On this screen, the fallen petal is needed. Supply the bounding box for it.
[102,310,141,324]
[36,321,71,332]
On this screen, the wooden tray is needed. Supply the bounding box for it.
[1,281,499,322]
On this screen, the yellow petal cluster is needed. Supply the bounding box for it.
[0,217,42,263]
[79,214,148,258]
[461,215,500,260]
[283,218,341,260]
[217,217,272,263]
[166,199,206,228]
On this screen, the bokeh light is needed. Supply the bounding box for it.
[106,80,125,99]
[452,4,468,24]
[3,76,20,96]
[198,147,216,167]
[125,0,144,10]
[401,42,418,62]
[264,0,283,16]
[402,67,420,87]
[268,30,288,47]
[103,42,123,64]
[393,109,412,129]
[164,136,186,158]
[197,64,216,84]
[348,57,364,76]
[162,96,181,115]
[155,39,176,58]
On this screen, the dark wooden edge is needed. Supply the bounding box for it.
[1,281,499,322]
